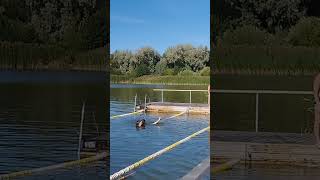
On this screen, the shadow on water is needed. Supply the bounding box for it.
[0,72,108,179]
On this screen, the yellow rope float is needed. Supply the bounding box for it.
[0,152,107,180]
[110,126,210,180]
[111,110,144,119]
[212,159,240,174]
[153,110,187,124]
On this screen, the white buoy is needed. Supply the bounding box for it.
[152,117,161,125]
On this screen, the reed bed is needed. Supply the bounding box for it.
[111,75,210,85]
[0,41,106,71]
[213,45,320,75]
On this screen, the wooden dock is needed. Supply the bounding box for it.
[137,102,210,114]
[212,131,320,167]
[133,88,210,115]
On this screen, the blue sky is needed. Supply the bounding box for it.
[110,0,210,54]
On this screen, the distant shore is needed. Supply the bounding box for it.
[211,68,319,76]
[111,75,209,85]
[0,71,106,83]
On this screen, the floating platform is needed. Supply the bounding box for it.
[137,102,210,114]
[181,157,210,180]
[212,131,320,167]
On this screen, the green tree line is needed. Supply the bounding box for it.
[110,45,210,77]
[213,0,320,74]
[0,0,106,71]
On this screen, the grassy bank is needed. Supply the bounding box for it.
[111,75,209,85]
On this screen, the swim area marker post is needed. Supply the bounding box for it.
[144,94,147,112]
[134,94,137,112]
[78,101,85,160]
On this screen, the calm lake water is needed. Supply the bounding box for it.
[0,72,108,179]
[110,84,209,179]
[211,74,320,179]
[212,75,315,133]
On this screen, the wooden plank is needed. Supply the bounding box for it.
[181,157,210,180]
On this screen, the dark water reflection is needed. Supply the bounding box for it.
[212,75,314,133]
[0,72,108,179]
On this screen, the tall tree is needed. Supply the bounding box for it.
[134,47,161,74]
[225,0,306,33]
[111,50,134,74]
[162,44,209,71]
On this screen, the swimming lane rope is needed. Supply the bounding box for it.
[111,109,144,119]
[110,126,210,180]
[212,159,240,174]
[0,152,107,180]
[153,110,188,124]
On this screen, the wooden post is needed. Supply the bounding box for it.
[161,90,164,103]
[144,94,147,112]
[255,93,259,132]
[208,85,210,106]
[189,91,192,104]
[134,94,137,112]
[78,101,85,159]
[92,111,99,137]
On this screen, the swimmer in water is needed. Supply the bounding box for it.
[136,119,146,128]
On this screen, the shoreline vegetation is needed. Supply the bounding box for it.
[213,1,320,76]
[111,75,209,85]
[110,44,210,84]
[0,0,106,71]
[0,43,107,71]
[211,68,318,76]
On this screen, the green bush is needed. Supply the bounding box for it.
[199,67,210,76]
[134,63,149,77]
[220,25,274,46]
[178,69,195,76]
[163,68,175,75]
[155,60,167,75]
[288,17,320,47]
